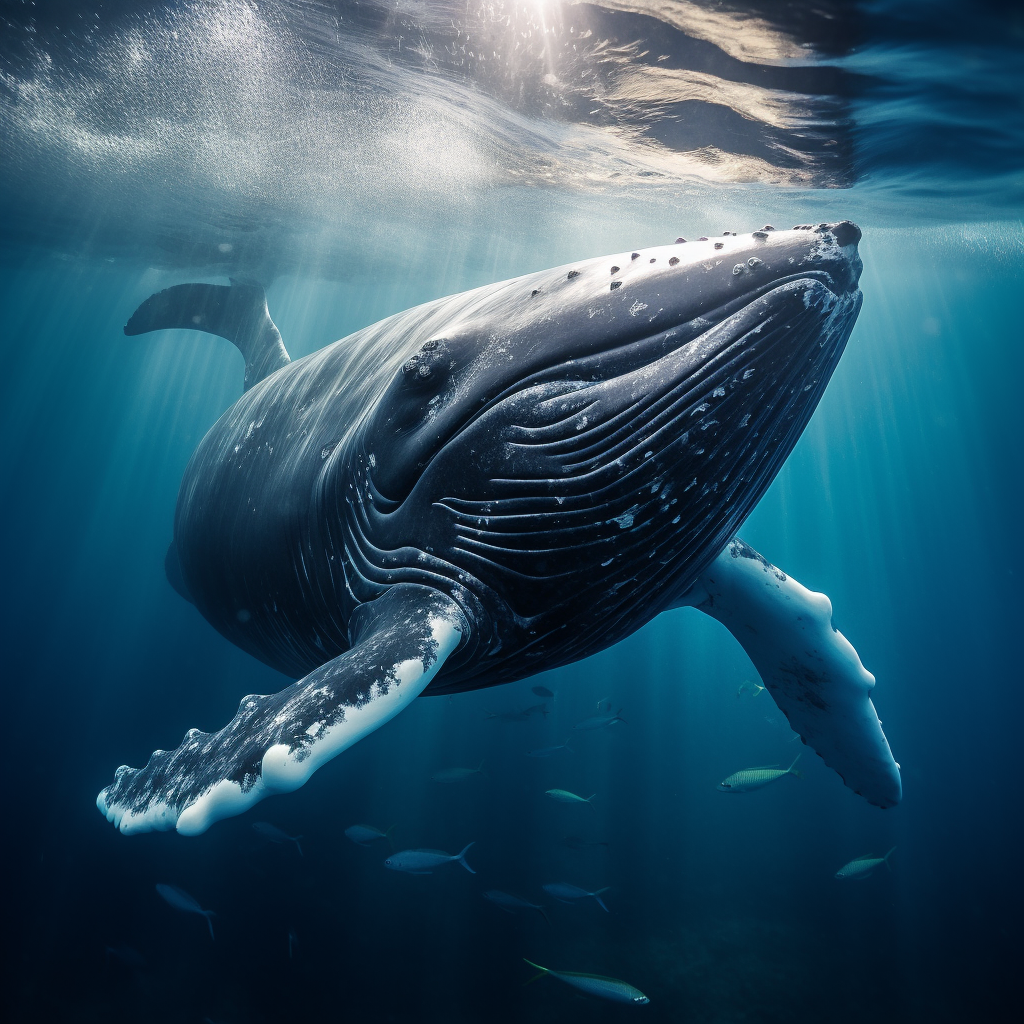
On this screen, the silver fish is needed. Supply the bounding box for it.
[431,762,484,783]
[344,823,395,847]
[155,884,216,940]
[545,789,595,806]
[717,754,801,792]
[573,709,626,731]
[252,821,303,855]
[483,890,550,923]
[523,702,550,717]
[523,959,649,1005]
[835,847,896,879]
[542,881,610,911]
[531,685,555,700]
[526,740,573,758]
[384,842,476,875]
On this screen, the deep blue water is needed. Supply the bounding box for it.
[1,3,1022,1023]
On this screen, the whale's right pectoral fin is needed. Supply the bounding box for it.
[97,585,468,836]
[124,279,290,391]
[678,539,901,809]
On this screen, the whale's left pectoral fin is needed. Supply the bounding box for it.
[679,539,901,809]
[97,585,468,836]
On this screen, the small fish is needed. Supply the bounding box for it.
[523,959,649,1005]
[523,702,550,717]
[526,739,573,758]
[384,842,476,875]
[542,881,610,911]
[483,890,550,923]
[546,788,596,806]
[287,926,298,959]
[431,762,484,783]
[252,821,303,856]
[717,754,801,792]
[573,709,626,731]
[531,685,555,700]
[835,847,896,880]
[344,823,395,847]
[562,835,610,850]
[737,679,765,698]
[155,884,216,940]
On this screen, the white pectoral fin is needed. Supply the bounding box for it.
[97,585,468,837]
[680,539,901,809]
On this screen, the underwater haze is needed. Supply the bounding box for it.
[1,2,1022,1022]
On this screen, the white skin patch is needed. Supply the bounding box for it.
[676,540,901,809]
[98,596,465,837]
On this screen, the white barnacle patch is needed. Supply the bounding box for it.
[610,504,641,529]
[629,300,648,316]
[98,606,466,841]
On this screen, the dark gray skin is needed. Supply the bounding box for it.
[98,222,877,837]
[174,223,861,686]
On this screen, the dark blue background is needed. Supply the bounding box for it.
[1,226,1021,1022]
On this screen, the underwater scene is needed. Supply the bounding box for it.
[1,2,1021,1022]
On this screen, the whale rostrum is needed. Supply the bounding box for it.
[97,222,901,837]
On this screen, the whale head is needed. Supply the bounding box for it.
[353,222,863,665]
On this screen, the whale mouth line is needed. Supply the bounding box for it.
[364,270,860,511]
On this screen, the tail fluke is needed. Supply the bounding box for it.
[787,753,803,775]
[456,841,476,874]
[385,824,397,852]
[293,836,304,858]
[883,846,897,870]
[125,280,290,391]
[204,911,216,941]
[593,886,611,913]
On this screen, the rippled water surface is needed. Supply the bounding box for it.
[1,2,1021,1022]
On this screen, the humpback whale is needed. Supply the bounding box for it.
[97,221,901,837]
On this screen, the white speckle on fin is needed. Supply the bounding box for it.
[96,587,467,838]
[677,539,901,809]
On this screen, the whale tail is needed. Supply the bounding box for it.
[125,279,290,391]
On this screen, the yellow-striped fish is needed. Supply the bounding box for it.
[524,959,649,1005]
[835,847,896,879]
[718,754,801,792]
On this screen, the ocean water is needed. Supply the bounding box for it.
[1,2,1021,1022]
